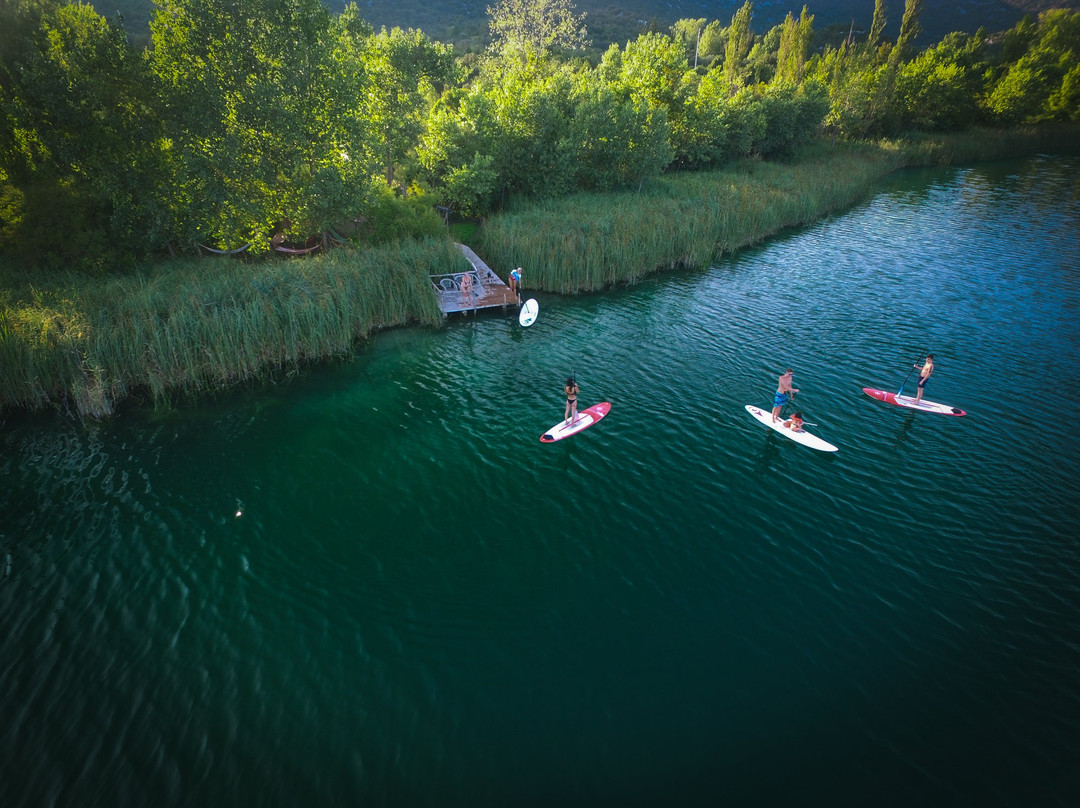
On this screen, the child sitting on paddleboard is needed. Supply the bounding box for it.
[784,412,805,432]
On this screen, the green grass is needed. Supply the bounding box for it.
[449,222,479,243]
[475,141,904,293]
[476,126,1080,294]
[0,237,463,416]
[889,123,1080,166]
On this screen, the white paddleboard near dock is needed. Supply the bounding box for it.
[518,298,539,327]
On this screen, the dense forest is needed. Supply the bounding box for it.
[1,0,1079,273]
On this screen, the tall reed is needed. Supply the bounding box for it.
[0,237,460,416]
[4,127,1075,417]
[476,129,1080,294]
[476,141,904,293]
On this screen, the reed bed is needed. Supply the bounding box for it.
[477,141,905,293]
[477,128,1080,294]
[4,128,1074,418]
[0,237,459,416]
[891,124,1080,166]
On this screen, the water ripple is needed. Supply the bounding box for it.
[3,157,1080,806]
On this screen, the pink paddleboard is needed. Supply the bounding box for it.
[540,402,612,443]
[862,388,966,416]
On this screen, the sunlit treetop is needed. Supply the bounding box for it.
[486,0,590,61]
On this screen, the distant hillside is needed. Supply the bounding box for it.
[102,0,1078,52]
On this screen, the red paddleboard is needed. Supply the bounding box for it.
[540,402,612,443]
[862,388,966,416]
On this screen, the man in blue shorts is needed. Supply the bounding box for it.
[772,368,799,422]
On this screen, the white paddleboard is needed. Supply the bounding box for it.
[519,298,538,327]
[540,402,611,443]
[744,405,838,452]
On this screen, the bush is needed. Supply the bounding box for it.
[355,184,446,245]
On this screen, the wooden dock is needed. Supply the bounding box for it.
[432,244,519,315]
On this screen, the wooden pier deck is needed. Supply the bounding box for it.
[432,244,519,315]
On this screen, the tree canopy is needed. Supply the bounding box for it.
[1,0,1077,271]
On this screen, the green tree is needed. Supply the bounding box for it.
[0,1,168,267]
[670,18,707,67]
[697,20,727,68]
[487,0,589,63]
[868,0,887,49]
[570,81,672,190]
[149,0,375,250]
[895,32,985,130]
[598,32,698,165]
[746,24,782,85]
[891,0,924,66]
[985,11,1080,124]
[775,7,814,85]
[363,26,457,189]
[723,2,754,93]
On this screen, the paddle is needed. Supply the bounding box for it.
[780,389,795,418]
[780,394,817,427]
[897,348,930,398]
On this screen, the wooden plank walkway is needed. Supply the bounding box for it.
[432,244,519,315]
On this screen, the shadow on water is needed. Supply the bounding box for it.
[752,432,784,474]
[890,410,919,452]
[551,436,576,473]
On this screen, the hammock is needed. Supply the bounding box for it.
[274,243,321,256]
[199,242,251,255]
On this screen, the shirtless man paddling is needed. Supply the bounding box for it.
[772,368,799,422]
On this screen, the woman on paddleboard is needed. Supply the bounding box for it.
[564,377,579,425]
[914,354,934,403]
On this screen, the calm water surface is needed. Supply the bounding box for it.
[2,157,1079,807]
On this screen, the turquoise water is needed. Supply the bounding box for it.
[2,156,1079,806]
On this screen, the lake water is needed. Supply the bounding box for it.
[2,156,1079,807]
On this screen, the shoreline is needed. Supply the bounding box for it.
[2,125,1078,419]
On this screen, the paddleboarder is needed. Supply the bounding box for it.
[772,368,799,422]
[564,376,579,425]
[914,354,934,403]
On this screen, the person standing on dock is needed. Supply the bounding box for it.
[772,368,799,422]
[509,267,522,304]
[459,272,474,305]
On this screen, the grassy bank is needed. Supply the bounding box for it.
[476,125,1080,294]
[2,125,1076,418]
[0,238,459,416]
